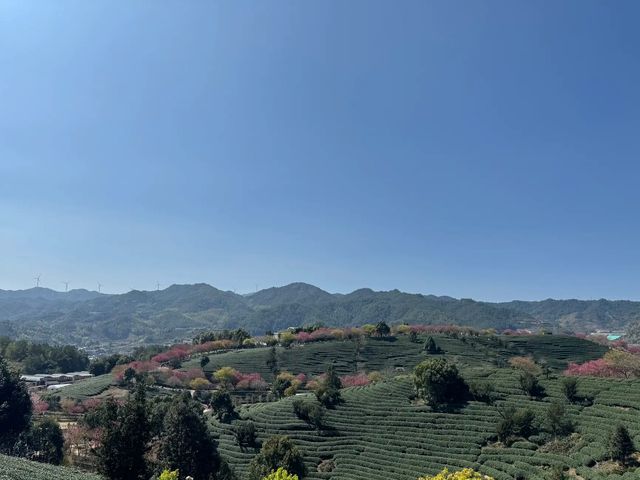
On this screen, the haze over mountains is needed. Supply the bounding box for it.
[1,283,638,353]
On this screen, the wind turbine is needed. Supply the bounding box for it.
[97,283,102,293]
[34,274,41,288]
[156,282,162,291]
[62,281,70,292]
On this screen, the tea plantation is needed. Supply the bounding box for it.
[0,454,101,480]
[56,373,114,398]
[188,334,608,381]
[197,335,640,480]
[45,333,638,480]
[212,372,640,480]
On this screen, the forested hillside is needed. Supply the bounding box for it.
[1,283,639,352]
[501,299,640,333]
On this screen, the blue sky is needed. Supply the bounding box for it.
[1,1,639,300]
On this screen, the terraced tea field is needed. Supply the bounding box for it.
[0,454,102,480]
[212,370,640,480]
[48,334,622,480]
[56,374,114,399]
[499,336,609,370]
[188,334,607,382]
[13,334,635,479]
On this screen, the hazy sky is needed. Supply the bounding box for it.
[1,1,639,301]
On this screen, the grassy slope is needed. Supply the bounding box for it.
[0,454,102,480]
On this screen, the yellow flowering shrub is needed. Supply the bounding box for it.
[189,377,211,390]
[214,366,239,385]
[508,356,541,375]
[418,467,494,480]
[395,324,411,334]
[159,469,179,480]
[262,467,299,480]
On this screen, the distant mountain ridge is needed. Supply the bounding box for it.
[0,287,103,302]
[1,282,639,353]
[246,282,334,307]
[499,298,640,333]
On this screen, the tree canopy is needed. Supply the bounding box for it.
[424,337,441,354]
[95,384,150,480]
[0,357,32,451]
[0,338,88,374]
[414,358,468,407]
[249,435,306,480]
[608,424,635,465]
[292,399,324,430]
[313,365,342,407]
[374,321,391,337]
[24,418,64,465]
[161,392,221,480]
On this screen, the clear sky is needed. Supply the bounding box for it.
[1,1,639,301]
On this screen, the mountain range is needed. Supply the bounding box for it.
[1,283,639,354]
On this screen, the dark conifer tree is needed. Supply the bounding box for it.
[96,383,150,480]
[608,424,635,465]
[0,358,32,452]
[161,392,221,480]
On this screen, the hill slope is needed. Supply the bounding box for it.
[56,333,620,480]
[0,453,101,480]
[245,282,334,307]
[501,298,640,332]
[0,285,534,351]
[1,283,640,352]
[192,335,625,480]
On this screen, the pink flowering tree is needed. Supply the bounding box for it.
[235,372,268,390]
[31,394,49,415]
[340,373,371,387]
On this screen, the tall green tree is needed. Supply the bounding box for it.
[496,407,537,445]
[96,384,150,480]
[414,358,468,408]
[0,357,32,451]
[374,321,391,337]
[249,435,306,480]
[561,377,578,403]
[608,424,635,465]
[200,356,210,369]
[518,372,545,398]
[545,400,573,437]
[211,390,236,423]
[161,392,221,480]
[292,399,324,430]
[424,337,441,354]
[266,347,279,375]
[314,365,342,407]
[234,421,257,449]
[26,418,65,465]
